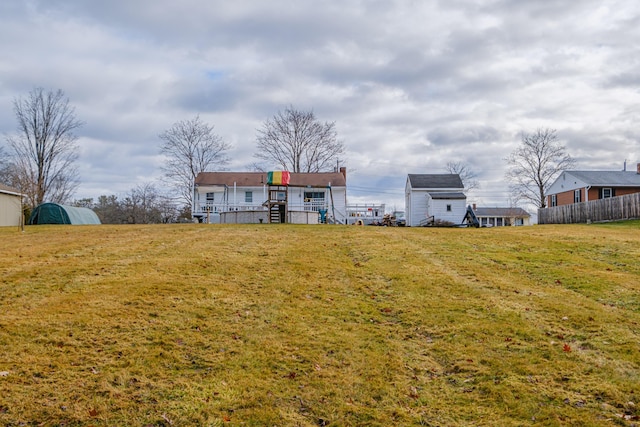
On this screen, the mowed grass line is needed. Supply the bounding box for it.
[0,223,639,426]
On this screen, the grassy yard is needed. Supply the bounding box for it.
[0,222,639,426]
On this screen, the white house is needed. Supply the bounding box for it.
[193,168,348,224]
[405,174,466,226]
[0,183,23,227]
[473,206,531,227]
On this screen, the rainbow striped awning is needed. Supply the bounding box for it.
[267,171,290,186]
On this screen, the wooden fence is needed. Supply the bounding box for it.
[538,192,640,224]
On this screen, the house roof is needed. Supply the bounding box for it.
[564,170,640,186]
[474,207,530,218]
[0,183,22,197]
[408,174,463,189]
[429,192,466,200]
[195,171,347,187]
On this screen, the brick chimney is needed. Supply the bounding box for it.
[340,166,347,180]
[472,203,477,210]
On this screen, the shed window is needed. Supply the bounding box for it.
[446,204,452,212]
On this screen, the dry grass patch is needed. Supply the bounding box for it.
[0,222,639,426]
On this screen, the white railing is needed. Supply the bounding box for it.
[194,200,327,216]
[193,202,266,216]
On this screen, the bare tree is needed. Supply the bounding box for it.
[505,128,576,208]
[5,88,83,208]
[0,145,11,184]
[121,183,164,224]
[159,116,230,209]
[93,195,123,224]
[254,106,344,173]
[446,161,479,192]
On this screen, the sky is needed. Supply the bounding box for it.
[1,0,639,213]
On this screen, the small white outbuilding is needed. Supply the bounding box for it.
[0,183,23,227]
[405,174,467,226]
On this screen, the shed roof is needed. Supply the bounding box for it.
[0,183,22,197]
[565,170,640,186]
[408,174,463,189]
[429,192,467,200]
[195,171,347,187]
[474,207,530,217]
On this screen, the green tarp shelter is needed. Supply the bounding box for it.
[28,203,101,225]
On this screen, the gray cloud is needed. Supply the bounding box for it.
[1,0,639,211]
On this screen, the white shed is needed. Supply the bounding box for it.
[0,184,23,227]
[405,174,466,226]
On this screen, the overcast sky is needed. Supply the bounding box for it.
[1,0,639,211]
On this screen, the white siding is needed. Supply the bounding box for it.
[407,190,430,227]
[546,172,588,197]
[430,199,467,224]
[0,192,22,227]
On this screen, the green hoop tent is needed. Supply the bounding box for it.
[28,203,101,225]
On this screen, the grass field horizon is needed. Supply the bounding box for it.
[1,222,639,426]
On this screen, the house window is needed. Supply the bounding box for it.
[245,191,253,203]
[574,189,581,203]
[304,191,325,200]
[304,191,325,211]
[497,218,503,226]
[550,194,557,207]
[446,204,452,212]
[602,188,613,199]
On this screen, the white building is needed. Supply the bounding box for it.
[193,168,348,224]
[473,206,531,227]
[405,174,467,226]
[0,183,23,227]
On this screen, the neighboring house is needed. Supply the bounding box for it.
[193,168,348,224]
[405,174,466,226]
[472,205,531,227]
[546,163,640,207]
[0,183,23,227]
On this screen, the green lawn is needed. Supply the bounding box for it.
[1,222,639,426]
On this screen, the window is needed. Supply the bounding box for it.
[550,194,557,207]
[304,191,325,211]
[245,191,253,203]
[304,191,325,200]
[206,192,215,203]
[497,218,503,226]
[574,189,581,203]
[446,204,452,212]
[602,188,613,199]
